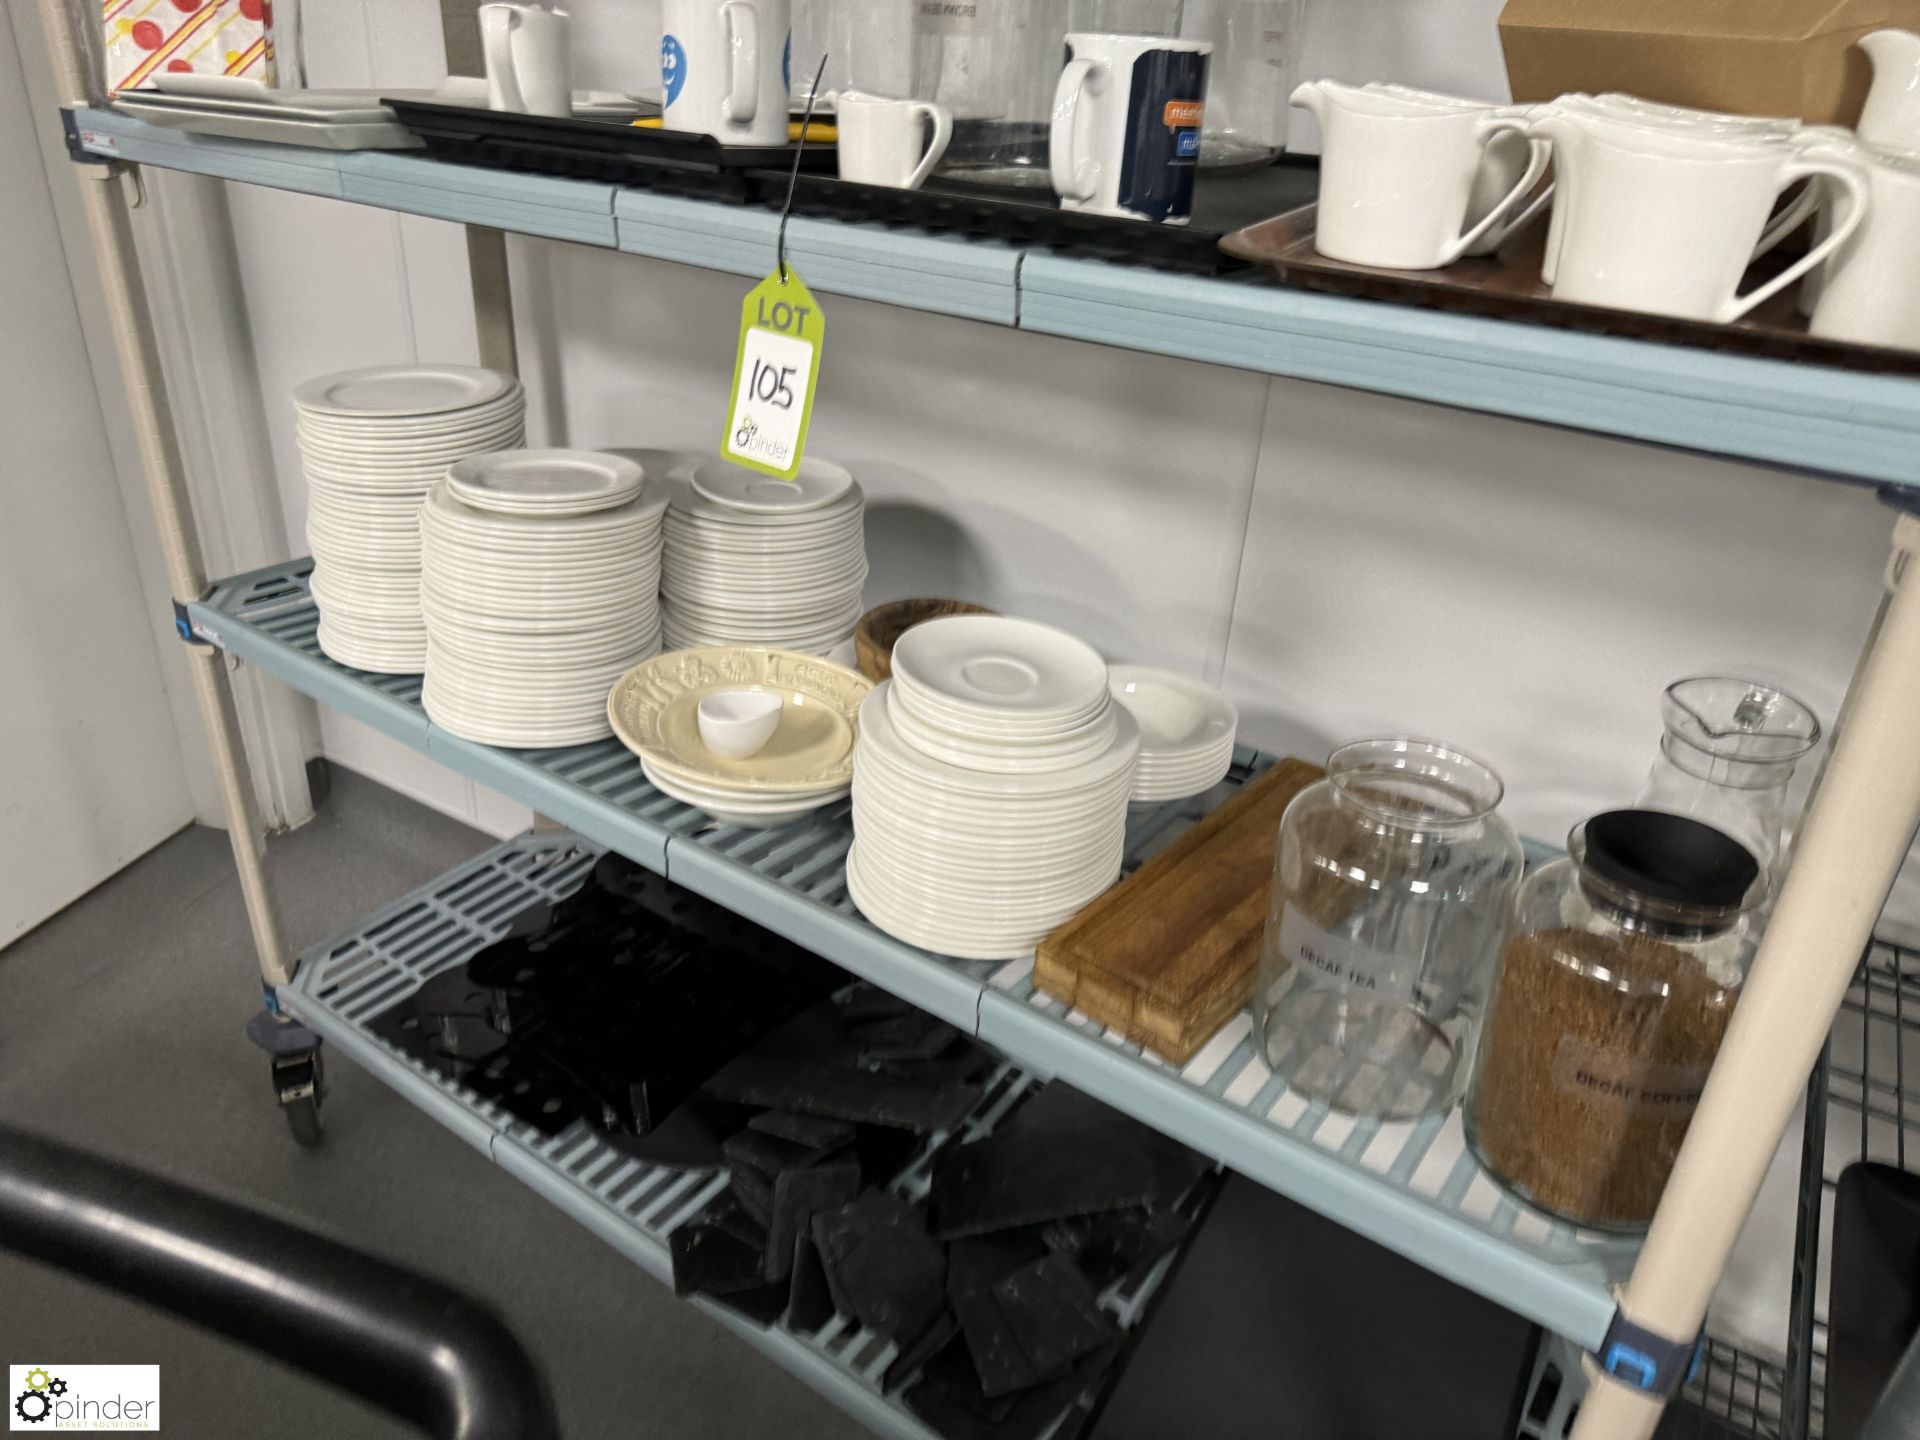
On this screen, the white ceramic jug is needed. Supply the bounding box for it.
[1525,108,1868,324]
[1539,95,1803,286]
[1362,83,1551,257]
[1293,79,1547,269]
[1858,29,1920,152]
[1811,143,1920,350]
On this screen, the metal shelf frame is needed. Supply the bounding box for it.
[36,1,1920,1428]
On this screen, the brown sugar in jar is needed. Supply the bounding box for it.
[1466,926,1738,1229]
[1463,810,1761,1232]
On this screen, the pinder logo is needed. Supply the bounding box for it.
[9,1366,158,1431]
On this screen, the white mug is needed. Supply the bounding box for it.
[1050,33,1211,224]
[1811,144,1920,350]
[1291,79,1547,270]
[836,92,952,190]
[661,0,792,147]
[480,4,572,119]
[1525,110,1868,324]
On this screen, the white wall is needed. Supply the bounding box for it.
[1,2,194,940]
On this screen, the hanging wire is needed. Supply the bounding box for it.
[777,54,831,284]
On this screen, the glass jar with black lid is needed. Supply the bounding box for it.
[1465,808,1764,1231]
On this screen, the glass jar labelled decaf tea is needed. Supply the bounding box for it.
[1256,738,1523,1120]
[1466,809,1763,1231]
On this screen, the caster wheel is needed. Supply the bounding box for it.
[270,1046,325,1148]
[283,1093,324,1148]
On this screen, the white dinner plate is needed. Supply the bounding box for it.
[294,365,516,419]
[446,448,645,516]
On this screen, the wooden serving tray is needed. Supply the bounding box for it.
[1035,758,1324,1066]
[1221,203,1920,376]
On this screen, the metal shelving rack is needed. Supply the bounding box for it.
[33,0,1920,1433]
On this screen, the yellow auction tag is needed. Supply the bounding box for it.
[723,267,824,480]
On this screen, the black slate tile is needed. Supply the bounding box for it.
[993,1254,1118,1380]
[669,1223,767,1299]
[703,1055,982,1133]
[722,1127,821,1177]
[708,1197,770,1252]
[747,1110,858,1149]
[852,1013,963,1063]
[731,1164,773,1227]
[929,1130,1164,1239]
[812,1194,947,1344]
[707,1280,792,1329]
[885,1311,962,1392]
[786,1229,837,1333]
[765,1159,861,1283]
[837,988,916,1022]
[955,1279,1043,1398]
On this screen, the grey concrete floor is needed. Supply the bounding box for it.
[0,767,862,1440]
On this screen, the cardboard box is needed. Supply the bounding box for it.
[1499,0,1920,127]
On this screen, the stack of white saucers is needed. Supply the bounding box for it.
[296,364,524,673]
[1107,665,1239,803]
[606,646,871,828]
[419,450,665,747]
[660,457,867,659]
[848,616,1139,960]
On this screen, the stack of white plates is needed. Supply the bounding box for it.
[1107,665,1239,803]
[848,616,1139,960]
[606,646,871,828]
[296,364,524,673]
[660,457,868,659]
[419,451,665,747]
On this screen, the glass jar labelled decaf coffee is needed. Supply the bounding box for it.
[1256,738,1523,1120]
[1466,809,1763,1231]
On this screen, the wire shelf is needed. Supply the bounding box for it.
[282,829,1207,1440]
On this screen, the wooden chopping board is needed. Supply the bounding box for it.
[1035,757,1323,1065]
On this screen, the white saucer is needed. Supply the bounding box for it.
[891,615,1109,729]
[690,455,854,514]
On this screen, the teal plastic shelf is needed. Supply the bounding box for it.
[192,557,1642,1349]
[68,104,1920,485]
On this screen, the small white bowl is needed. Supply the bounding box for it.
[697,689,784,759]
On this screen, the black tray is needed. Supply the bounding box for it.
[754,161,1320,274]
[384,97,835,202]
[382,96,1316,275]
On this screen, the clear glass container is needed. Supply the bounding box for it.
[1635,675,1821,876]
[918,0,1072,188]
[1255,738,1523,1119]
[1466,809,1763,1231]
[791,0,917,109]
[1068,0,1301,166]
[1177,0,1301,167]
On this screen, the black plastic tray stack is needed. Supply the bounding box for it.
[384,98,1318,275]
